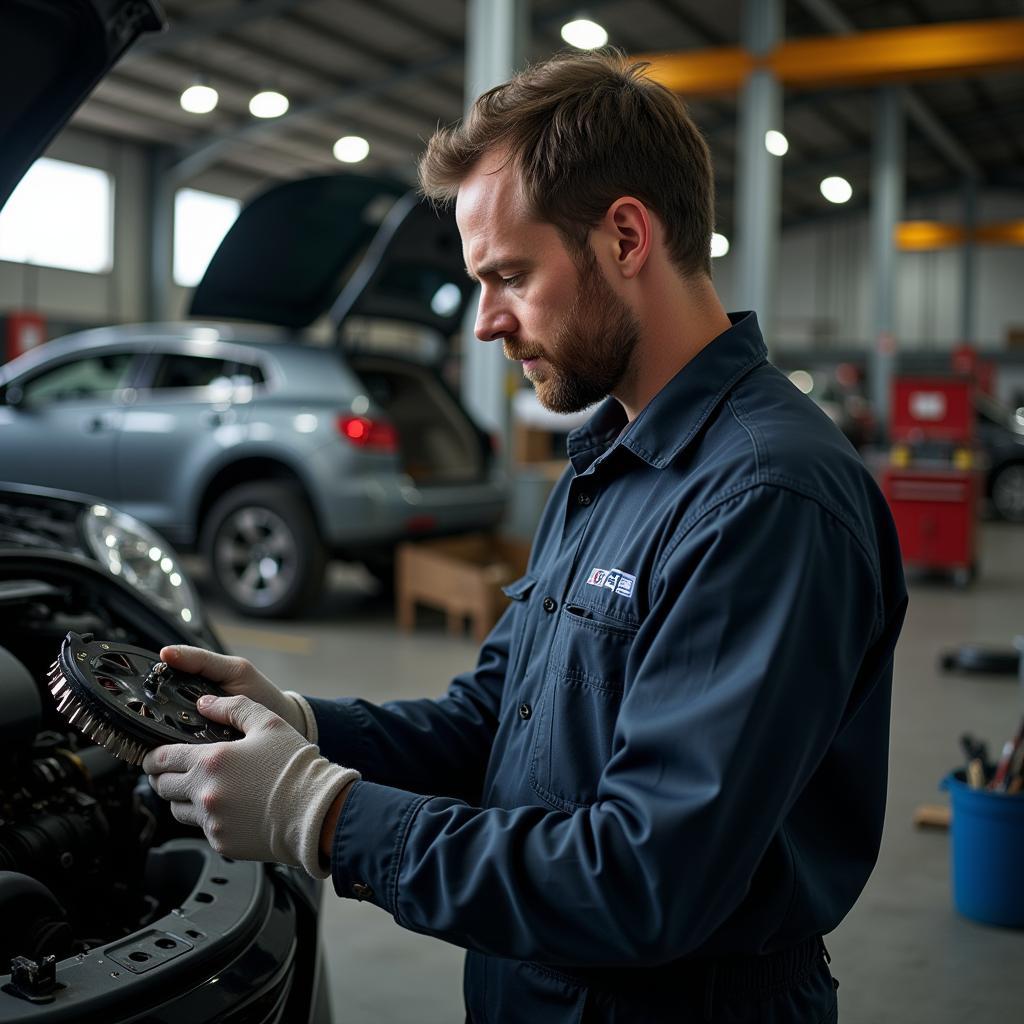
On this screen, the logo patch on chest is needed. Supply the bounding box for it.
[586,567,637,598]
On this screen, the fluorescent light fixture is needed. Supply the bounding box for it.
[710,232,730,258]
[561,18,608,49]
[249,90,289,118]
[180,83,219,114]
[333,135,370,163]
[765,129,789,156]
[820,175,853,204]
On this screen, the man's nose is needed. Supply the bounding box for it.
[475,297,518,343]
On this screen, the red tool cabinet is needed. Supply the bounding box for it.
[2,310,46,363]
[882,375,980,585]
[881,467,978,585]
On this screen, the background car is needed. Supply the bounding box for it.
[975,392,1024,522]
[0,312,506,618]
[0,169,507,619]
[0,480,217,648]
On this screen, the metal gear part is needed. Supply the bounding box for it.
[46,632,243,766]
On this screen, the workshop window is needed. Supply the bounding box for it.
[173,188,241,287]
[0,158,113,273]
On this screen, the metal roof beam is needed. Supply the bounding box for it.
[791,0,983,179]
[133,0,310,56]
[165,0,623,183]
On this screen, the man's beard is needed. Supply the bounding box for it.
[504,252,641,414]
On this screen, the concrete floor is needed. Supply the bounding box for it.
[204,521,1024,1023]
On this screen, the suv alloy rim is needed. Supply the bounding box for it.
[993,464,1024,521]
[213,505,298,607]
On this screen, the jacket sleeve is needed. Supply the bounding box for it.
[303,601,512,803]
[328,485,895,964]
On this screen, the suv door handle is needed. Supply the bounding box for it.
[86,414,114,433]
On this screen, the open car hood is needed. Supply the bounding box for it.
[189,173,475,338]
[0,0,164,211]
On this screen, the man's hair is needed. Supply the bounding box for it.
[418,49,715,277]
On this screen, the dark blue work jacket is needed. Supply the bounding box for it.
[308,312,907,1022]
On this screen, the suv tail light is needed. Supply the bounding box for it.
[337,415,399,453]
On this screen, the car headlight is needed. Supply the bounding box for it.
[81,504,202,628]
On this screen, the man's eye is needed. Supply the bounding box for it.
[501,274,522,287]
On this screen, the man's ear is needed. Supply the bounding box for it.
[604,197,652,280]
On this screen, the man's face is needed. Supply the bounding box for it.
[456,156,641,414]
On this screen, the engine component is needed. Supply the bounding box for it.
[0,874,70,968]
[46,633,242,766]
[0,645,42,760]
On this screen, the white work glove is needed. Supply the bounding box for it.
[158,645,318,743]
[142,694,359,879]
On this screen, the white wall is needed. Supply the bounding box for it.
[713,190,1024,353]
[0,127,267,332]
[0,128,149,324]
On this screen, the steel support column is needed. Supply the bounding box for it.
[869,87,905,435]
[960,176,978,344]
[146,146,175,322]
[734,0,783,347]
[461,0,528,439]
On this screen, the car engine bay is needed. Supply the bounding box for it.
[0,561,206,967]
[0,544,328,1023]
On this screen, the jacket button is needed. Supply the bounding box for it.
[351,882,374,901]
[577,492,592,506]
[542,597,557,613]
[518,703,532,720]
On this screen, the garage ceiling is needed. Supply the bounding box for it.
[71,0,1024,234]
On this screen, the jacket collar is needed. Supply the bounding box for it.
[567,311,767,474]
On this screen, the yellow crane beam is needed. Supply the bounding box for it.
[636,18,1024,96]
[895,220,1024,250]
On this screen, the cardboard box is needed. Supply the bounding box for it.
[397,534,531,644]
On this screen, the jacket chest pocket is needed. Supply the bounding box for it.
[501,574,538,695]
[529,605,638,811]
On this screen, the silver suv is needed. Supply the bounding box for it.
[0,322,504,616]
[1,171,508,617]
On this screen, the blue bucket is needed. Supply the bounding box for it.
[941,771,1024,927]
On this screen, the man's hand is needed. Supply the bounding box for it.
[142,694,359,878]
[158,646,314,740]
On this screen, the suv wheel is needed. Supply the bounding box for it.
[991,463,1024,523]
[201,483,326,617]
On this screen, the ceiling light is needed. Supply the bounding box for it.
[765,130,789,156]
[180,83,218,114]
[249,90,289,118]
[430,283,462,317]
[710,232,730,258]
[333,135,369,163]
[820,175,853,204]
[560,18,608,49]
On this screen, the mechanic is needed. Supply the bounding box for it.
[144,50,908,1023]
